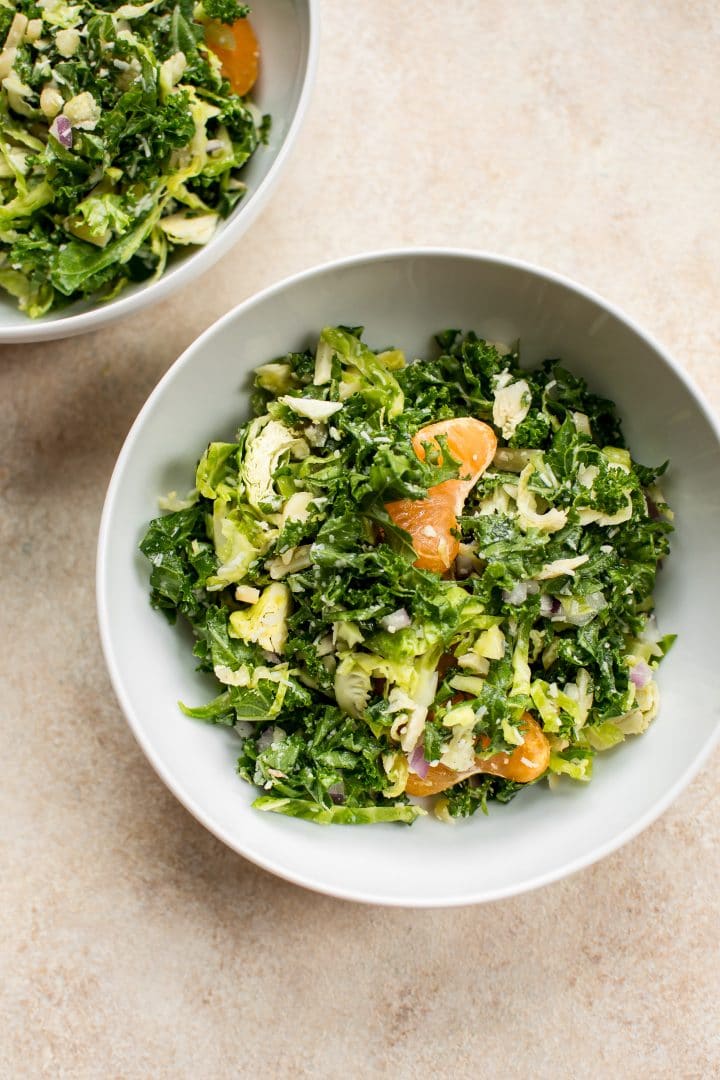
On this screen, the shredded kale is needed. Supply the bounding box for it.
[140,328,675,824]
[0,1,265,316]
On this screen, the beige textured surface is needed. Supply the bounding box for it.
[2,2,720,1076]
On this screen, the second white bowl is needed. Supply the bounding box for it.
[97,249,720,906]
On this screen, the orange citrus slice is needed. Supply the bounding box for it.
[385,417,497,573]
[405,713,550,796]
[205,18,259,96]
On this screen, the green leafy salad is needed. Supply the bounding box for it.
[0,0,265,317]
[140,326,675,825]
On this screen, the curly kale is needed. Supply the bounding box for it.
[140,328,674,826]
[0,1,265,317]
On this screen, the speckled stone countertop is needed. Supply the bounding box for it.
[2,2,719,1076]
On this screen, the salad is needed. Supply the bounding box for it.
[141,327,675,825]
[0,0,266,317]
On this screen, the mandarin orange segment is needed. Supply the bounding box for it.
[412,417,497,489]
[205,17,259,96]
[385,417,497,573]
[405,761,475,797]
[405,714,550,796]
[384,490,460,574]
[479,713,550,783]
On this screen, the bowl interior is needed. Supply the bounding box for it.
[98,251,720,905]
[0,0,313,337]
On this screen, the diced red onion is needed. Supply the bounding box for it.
[258,725,285,752]
[455,553,475,579]
[327,781,345,804]
[409,744,429,779]
[257,727,274,751]
[540,594,562,617]
[502,582,528,605]
[380,608,411,633]
[53,115,73,149]
[630,660,652,689]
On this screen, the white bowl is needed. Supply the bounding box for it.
[0,0,318,344]
[97,249,720,906]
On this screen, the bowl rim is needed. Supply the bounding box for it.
[96,247,720,907]
[0,0,320,345]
